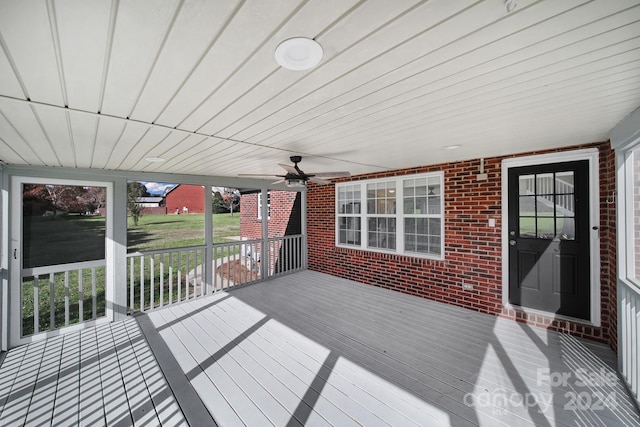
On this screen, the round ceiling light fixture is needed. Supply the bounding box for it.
[275,37,323,71]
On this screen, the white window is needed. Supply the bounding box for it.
[336,172,444,259]
[257,191,270,220]
[620,144,640,287]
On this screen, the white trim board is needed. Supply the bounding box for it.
[501,148,601,327]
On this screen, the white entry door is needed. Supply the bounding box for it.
[10,176,114,347]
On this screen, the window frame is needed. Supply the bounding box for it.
[619,143,640,288]
[335,172,445,260]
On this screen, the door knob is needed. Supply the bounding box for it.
[509,240,516,246]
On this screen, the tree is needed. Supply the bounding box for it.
[127,181,149,225]
[217,188,240,216]
[22,184,105,218]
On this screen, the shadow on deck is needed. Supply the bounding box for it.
[1,270,639,426]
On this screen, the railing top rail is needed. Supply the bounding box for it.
[22,258,106,277]
[268,234,303,242]
[127,244,207,258]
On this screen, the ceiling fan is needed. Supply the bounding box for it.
[240,155,350,187]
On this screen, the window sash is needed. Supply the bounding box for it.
[336,172,444,259]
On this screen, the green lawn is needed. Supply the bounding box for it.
[127,213,240,252]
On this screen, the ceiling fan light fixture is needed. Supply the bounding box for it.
[285,178,306,188]
[275,37,323,71]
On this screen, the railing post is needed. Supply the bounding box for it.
[204,184,213,295]
[301,188,308,269]
[260,186,269,279]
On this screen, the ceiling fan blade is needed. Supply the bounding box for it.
[308,177,332,185]
[310,171,351,178]
[271,179,285,185]
[238,173,276,177]
[278,163,299,175]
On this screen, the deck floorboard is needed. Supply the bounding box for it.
[0,270,639,426]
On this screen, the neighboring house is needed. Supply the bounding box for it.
[164,184,205,214]
[135,196,166,215]
[240,190,301,239]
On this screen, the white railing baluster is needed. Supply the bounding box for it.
[49,273,55,330]
[160,253,165,307]
[64,271,70,326]
[92,267,97,320]
[177,250,182,302]
[129,257,134,313]
[34,276,40,334]
[169,252,173,305]
[78,269,83,323]
[150,255,155,310]
[140,256,145,312]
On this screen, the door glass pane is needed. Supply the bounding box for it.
[558,217,575,240]
[23,184,106,268]
[536,198,554,217]
[536,173,554,195]
[519,196,535,215]
[555,194,574,216]
[519,174,535,195]
[555,171,574,193]
[537,217,555,239]
[519,217,536,237]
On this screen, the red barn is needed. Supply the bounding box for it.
[165,184,205,214]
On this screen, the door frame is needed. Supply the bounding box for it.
[501,148,601,326]
[9,175,115,347]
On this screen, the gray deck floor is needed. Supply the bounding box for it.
[1,270,639,426]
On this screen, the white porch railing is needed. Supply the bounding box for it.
[127,235,304,313]
[20,259,107,337]
[619,280,640,405]
[127,245,207,313]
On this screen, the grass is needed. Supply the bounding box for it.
[21,213,240,336]
[127,213,241,252]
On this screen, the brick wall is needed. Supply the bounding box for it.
[165,185,205,214]
[308,141,617,348]
[240,191,299,239]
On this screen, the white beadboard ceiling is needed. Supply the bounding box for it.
[0,0,639,179]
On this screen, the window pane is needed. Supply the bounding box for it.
[555,194,574,216]
[338,216,360,245]
[556,171,574,193]
[537,217,555,239]
[519,217,536,237]
[519,196,535,216]
[519,174,535,195]
[428,195,441,214]
[536,173,554,195]
[558,217,575,240]
[536,198,554,217]
[404,198,415,214]
[368,216,395,249]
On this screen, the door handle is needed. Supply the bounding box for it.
[509,240,516,246]
[13,248,17,259]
